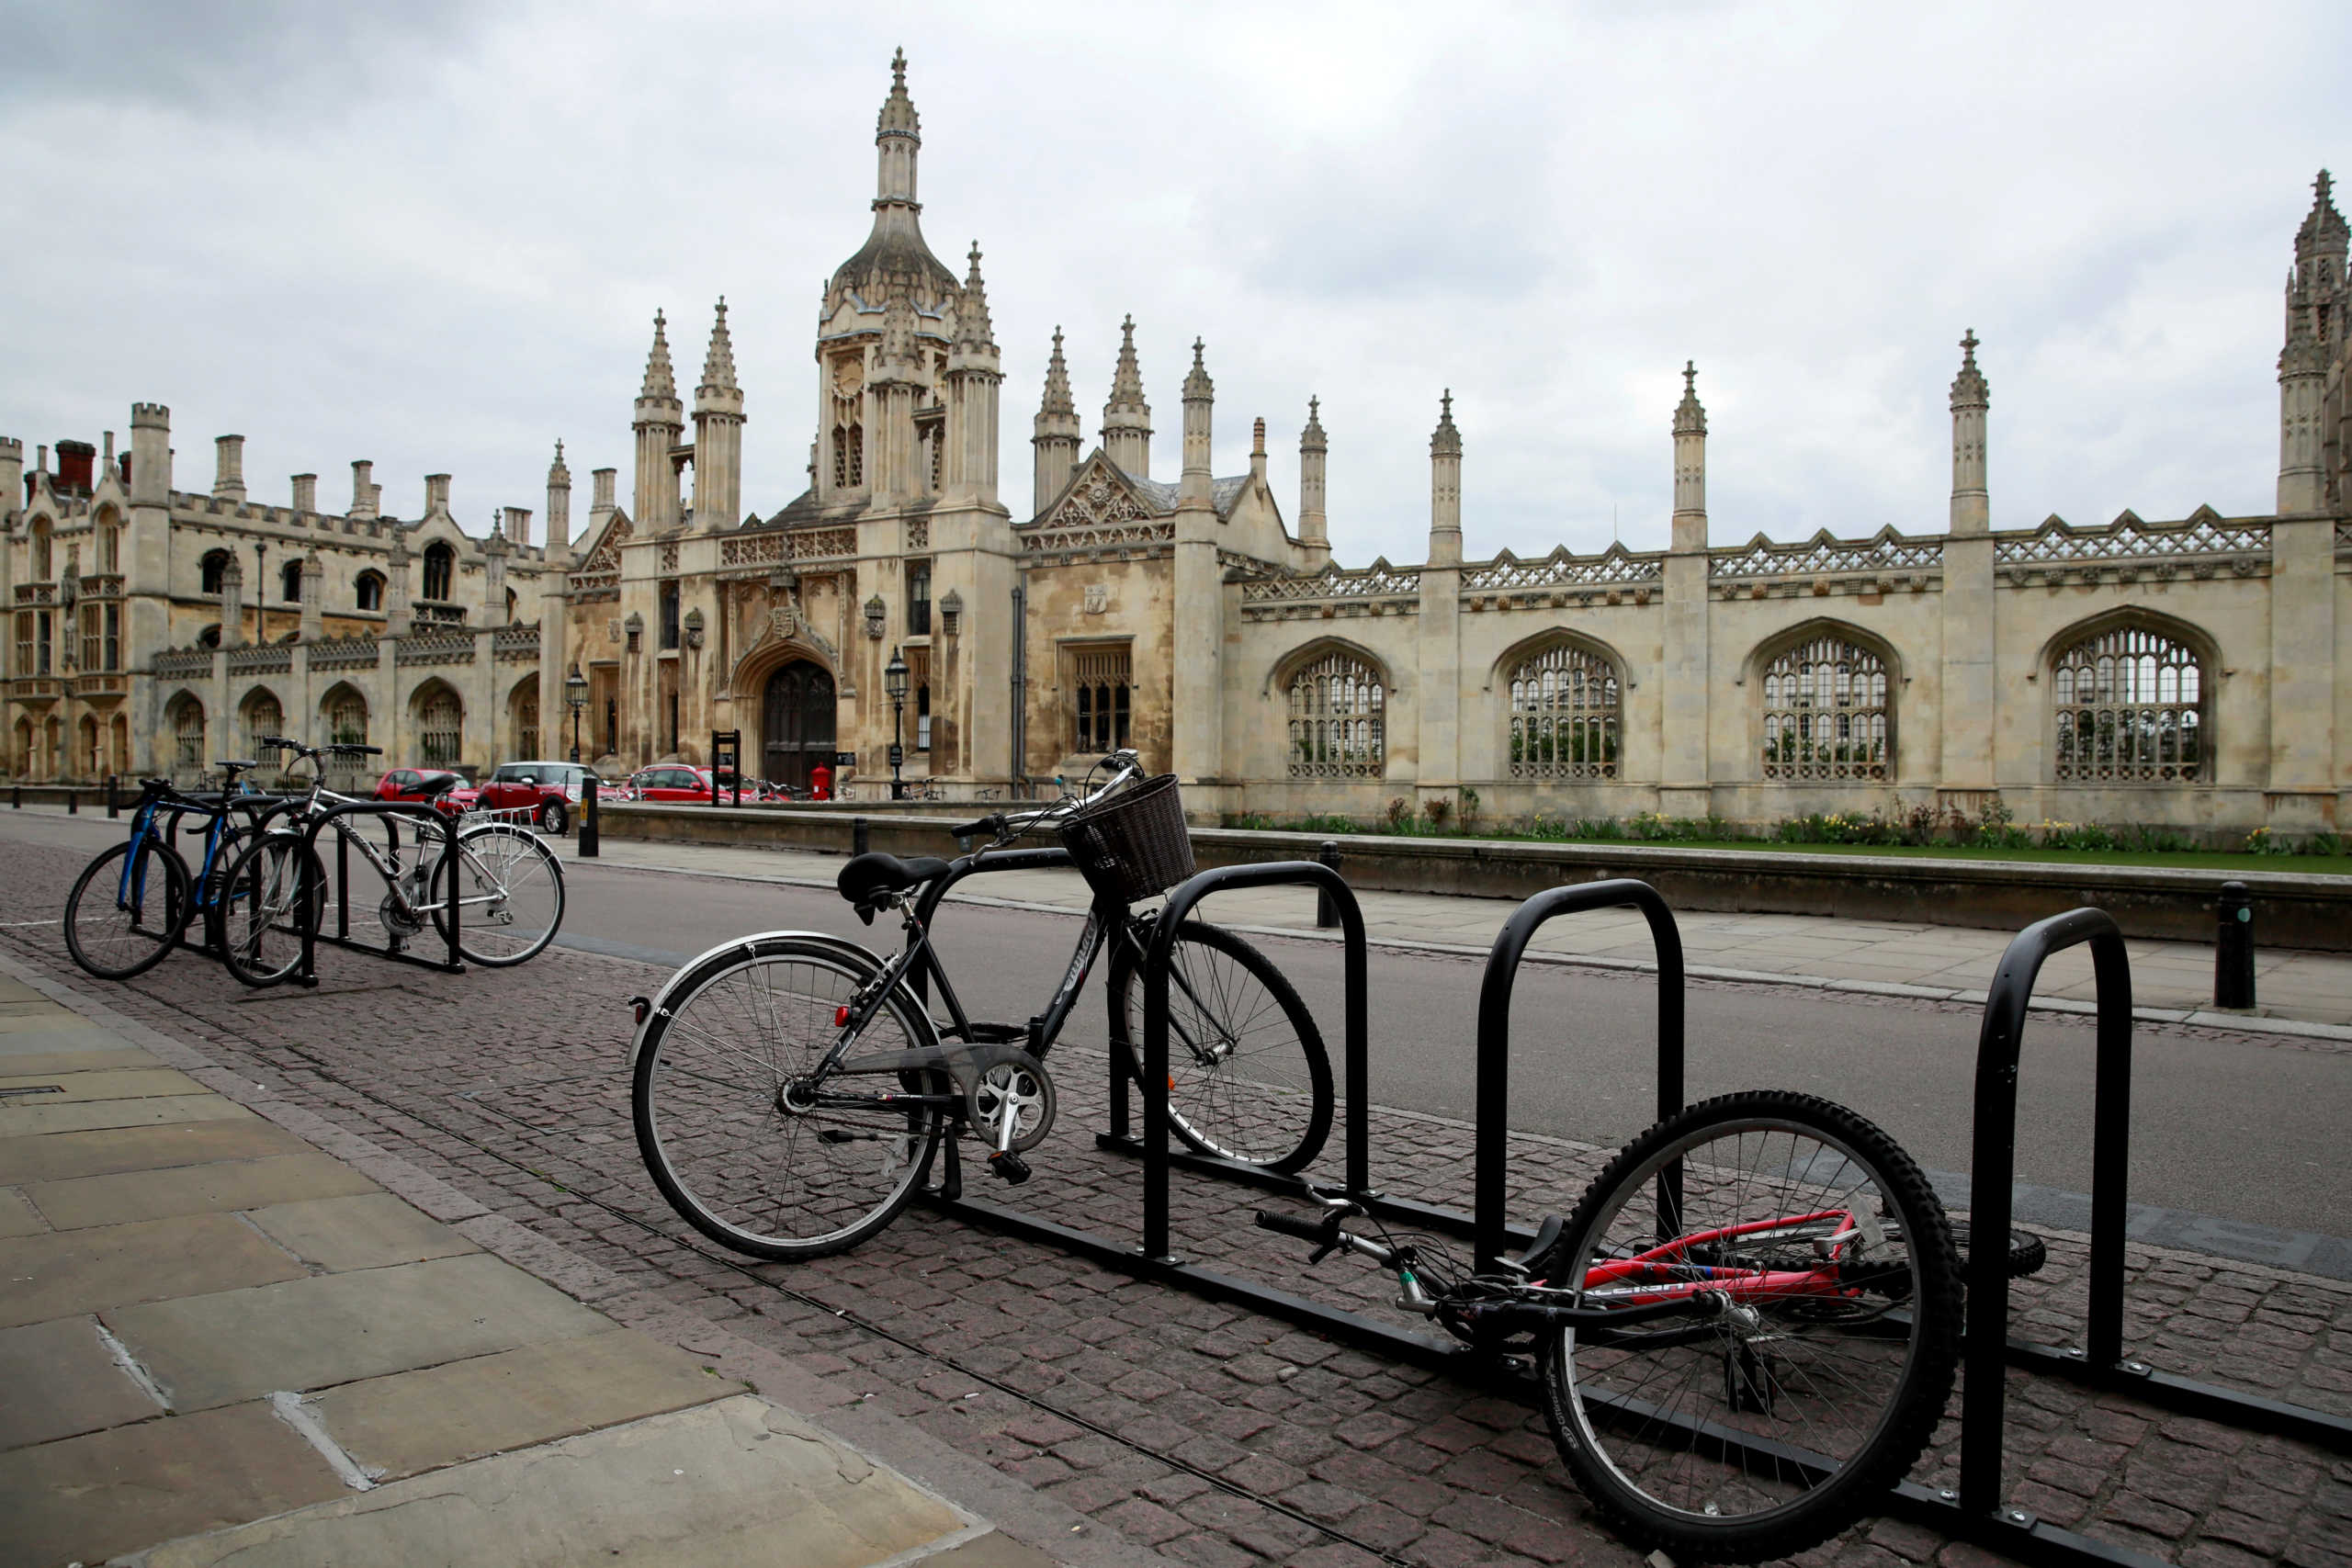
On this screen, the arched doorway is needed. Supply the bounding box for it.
[762,660,835,791]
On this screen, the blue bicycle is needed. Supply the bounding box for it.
[61,761,292,980]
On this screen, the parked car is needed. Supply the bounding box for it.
[628,764,719,802]
[373,768,478,816]
[476,761,607,833]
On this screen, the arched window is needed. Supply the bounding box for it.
[200,548,233,594]
[31,519,51,581]
[322,686,368,747]
[416,684,463,767]
[242,691,283,757]
[422,543,455,602]
[1507,642,1621,780]
[96,517,119,574]
[171,696,207,773]
[1758,633,1890,781]
[1286,649,1385,778]
[356,570,385,612]
[1068,646,1132,753]
[832,423,864,489]
[281,559,304,604]
[2052,623,2206,783]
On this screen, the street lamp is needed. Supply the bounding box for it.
[884,646,909,800]
[564,664,587,764]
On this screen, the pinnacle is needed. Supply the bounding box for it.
[640,310,676,400]
[956,243,995,353]
[1951,328,1990,407]
[1431,389,1462,456]
[1302,395,1327,449]
[1674,361,1707,435]
[1107,315,1147,412]
[700,297,738,392]
[1039,326,1075,420]
[1182,336,1213,400]
[548,438,570,479]
[877,46,919,139]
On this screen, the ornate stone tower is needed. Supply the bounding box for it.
[545,439,571,561]
[1170,340,1221,793]
[2278,170,2346,513]
[1427,390,1463,566]
[1297,397,1329,564]
[694,299,743,532]
[1949,333,1990,535]
[1671,363,1709,551]
[944,245,1001,505]
[1102,317,1152,479]
[1032,328,1081,514]
[632,310,683,532]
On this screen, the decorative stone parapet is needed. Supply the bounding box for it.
[394,629,477,667]
[1993,508,2271,587]
[225,644,291,674]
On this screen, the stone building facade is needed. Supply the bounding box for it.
[6,56,2348,838]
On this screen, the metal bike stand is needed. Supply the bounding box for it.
[925,859,1482,1378]
[284,800,464,987]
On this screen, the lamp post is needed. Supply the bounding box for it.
[564,664,587,764]
[884,647,909,801]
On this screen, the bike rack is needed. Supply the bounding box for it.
[284,799,464,986]
[151,789,290,960]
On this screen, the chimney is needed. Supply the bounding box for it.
[291,473,318,513]
[54,439,96,494]
[503,505,533,547]
[213,434,246,502]
[350,460,378,518]
[424,473,451,516]
[590,468,617,530]
[1250,417,1268,486]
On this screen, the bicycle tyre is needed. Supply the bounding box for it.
[428,822,564,966]
[633,935,944,1260]
[216,833,328,989]
[1537,1090,1961,1563]
[63,840,191,980]
[1949,1220,2047,1280]
[538,798,570,836]
[1109,920,1333,1175]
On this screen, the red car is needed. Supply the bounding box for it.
[628,764,718,802]
[476,761,610,832]
[373,768,479,816]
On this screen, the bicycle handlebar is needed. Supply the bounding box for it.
[1255,1209,1339,1246]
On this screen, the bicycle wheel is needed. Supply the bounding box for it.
[1110,920,1333,1174]
[1538,1091,1961,1563]
[428,822,564,966]
[63,840,191,980]
[216,833,328,989]
[633,935,944,1260]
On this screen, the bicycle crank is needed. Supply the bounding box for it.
[967,1053,1055,1184]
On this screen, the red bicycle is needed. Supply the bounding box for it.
[1257,1090,1962,1563]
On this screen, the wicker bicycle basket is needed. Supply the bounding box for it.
[1057,773,1195,905]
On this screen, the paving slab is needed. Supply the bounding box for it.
[0,1187,41,1236]
[0,1211,308,1328]
[0,1314,165,1448]
[0,1397,348,1568]
[314,1326,744,1481]
[0,1044,163,1076]
[244,1191,480,1272]
[23,1152,380,1230]
[0,1091,253,1136]
[108,1251,617,1411]
[0,975,43,1003]
[0,1115,311,1183]
[0,1066,207,1102]
[128,1395,973,1568]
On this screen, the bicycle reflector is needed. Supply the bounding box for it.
[834,1004,852,1027]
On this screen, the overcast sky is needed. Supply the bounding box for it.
[2,2,2341,567]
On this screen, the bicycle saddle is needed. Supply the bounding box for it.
[836,852,951,915]
[418,774,461,796]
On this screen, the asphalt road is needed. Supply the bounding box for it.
[10,807,2345,1269]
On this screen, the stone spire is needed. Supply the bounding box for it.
[1949,333,1990,535]
[955,243,996,354]
[1102,316,1153,479]
[825,51,956,318]
[546,439,572,559]
[1297,396,1329,556]
[1672,362,1710,550]
[2279,171,2344,512]
[699,297,738,392]
[876,46,920,183]
[1032,326,1082,514]
[640,310,677,400]
[1179,338,1214,507]
[1428,390,1463,565]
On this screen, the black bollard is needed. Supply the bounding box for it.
[852,816,869,858]
[1316,840,1342,929]
[107,775,119,818]
[2214,881,2255,1009]
[580,783,600,858]
[67,789,78,815]
[10,785,18,808]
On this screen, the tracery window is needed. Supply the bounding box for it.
[325,690,368,748]
[243,693,283,757]
[1287,649,1385,779]
[200,548,232,594]
[832,423,865,489]
[1507,643,1621,779]
[418,687,463,767]
[1759,635,1890,781]
[356,570,385,612]
[80,605,101,672]
[97,520,119,573]
[173,698,207,773]
[422,543,455,602]
[31,520,51,581]
[1068,645,1131,754]
[2052,624,2205,783]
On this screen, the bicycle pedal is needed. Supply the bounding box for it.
[986,1150,1032,1185]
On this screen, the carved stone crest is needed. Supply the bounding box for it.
[606,617,622,643]
[1083,583,1110,615]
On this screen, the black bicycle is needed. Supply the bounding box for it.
[630,751,1335,1259]
[62,763,282,980]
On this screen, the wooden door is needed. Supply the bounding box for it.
[762,661,836,790]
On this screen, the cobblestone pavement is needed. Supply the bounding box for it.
[9,837,2349,1568]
